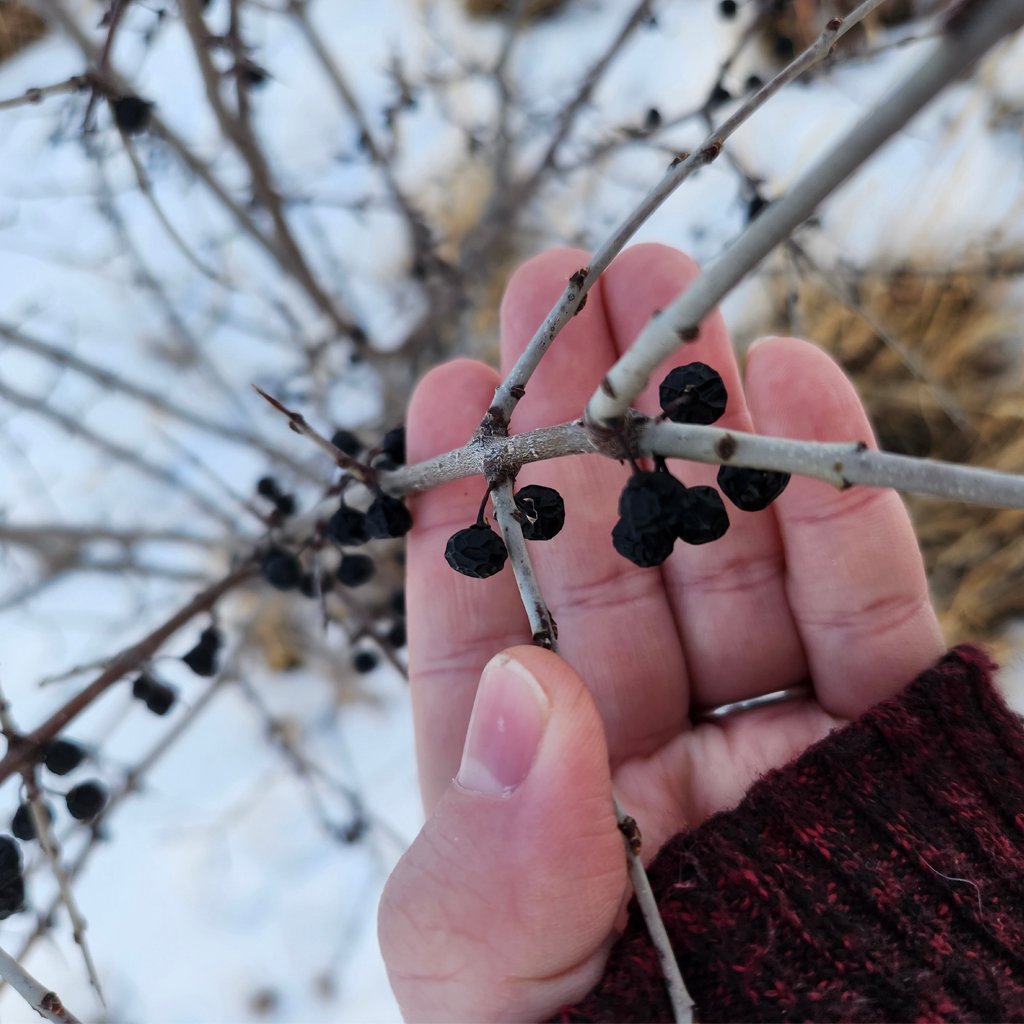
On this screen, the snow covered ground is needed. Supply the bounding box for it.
[0,1,1023,1020]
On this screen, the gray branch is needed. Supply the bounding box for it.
[586,0,1024,427]
[382,417,1024,510]
[484,0,887,430]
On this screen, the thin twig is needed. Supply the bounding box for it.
[0,75,91,112]
[613,793,694,1023]
[0,320,315,478]
[177,0,358,342]
[483,0,889,431]
[0,562,256,787]
[586,0,1024,427]
[23,775,105,1006]
[252,386,373,485]
[0,377,238,530]
[489,481,557,648]
[513,0,653,203]
[0,945,81,1024]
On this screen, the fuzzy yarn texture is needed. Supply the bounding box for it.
[557,645,1024,1023]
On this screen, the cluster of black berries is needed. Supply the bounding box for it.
[254,426,412,601]
[444,484,565,579]
[611,362,789,567]
[256,476,297,518]
[9,737,109,844]
[182,625,222,677]
[132,672,177,716]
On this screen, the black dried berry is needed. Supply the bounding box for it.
[337,554,376,587]
[364,495,413,539]
[659,363,728,425]
[0,836,20,877]
[330,429,362,457]
[746,74,764,92]
[256,476,281,499]
[515,485,565,541]
[746,193,770,223]
[618,471,687,535]
[327,504,368,546]
[381,425,405,465]
[182,629,220,677]
[200,626,222,649]
[12,802,53,842]
[133,675,177,716]
[612,518,676,568]
[112,95,153,134]
[274,494,297,517]
[774,35,795,60]
[44,739,86,776]
[708,83,732,108]
[444,524,508,579]
[719,0,737,16]
[717,465,790,511]
[66,781,108,821]
[386,621,406,649]
[353,650,379,674]
[389,589,405,616]
[260,547,304,591]
[677,486,730,545]
[644,107,662,130]
[0,871,24,920]
[241,62,268,87]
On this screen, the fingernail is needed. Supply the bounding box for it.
[457,654,550,797]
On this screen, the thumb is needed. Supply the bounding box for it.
[378,645,627,1023]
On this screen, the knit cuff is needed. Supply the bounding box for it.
[558,645,1024,1023]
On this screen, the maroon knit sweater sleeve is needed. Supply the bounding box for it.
[557,645,1024,1023]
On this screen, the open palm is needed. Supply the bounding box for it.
[379,244,944,1023]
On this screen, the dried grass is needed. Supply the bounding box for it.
[0,1,45,65]
[762,267,1024,656]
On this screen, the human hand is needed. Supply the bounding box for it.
[378,243,945,1022]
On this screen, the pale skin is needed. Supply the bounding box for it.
[378,243,946,1022]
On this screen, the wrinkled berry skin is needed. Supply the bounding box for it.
[611,519,676,567]
[260,548,304,591]
[327,505,368,546]
[717,465,790,511]
[337,554,375,587]
[677,486,731,545]
[12,802,53,842]
[515,485,565,541]
[659,363,728,424]
[364,495,413,539]
[618,471,687,534]
[331,429,362,457]
[44,739,86,776]
[65,781,108,821]
[445,524,508,579]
